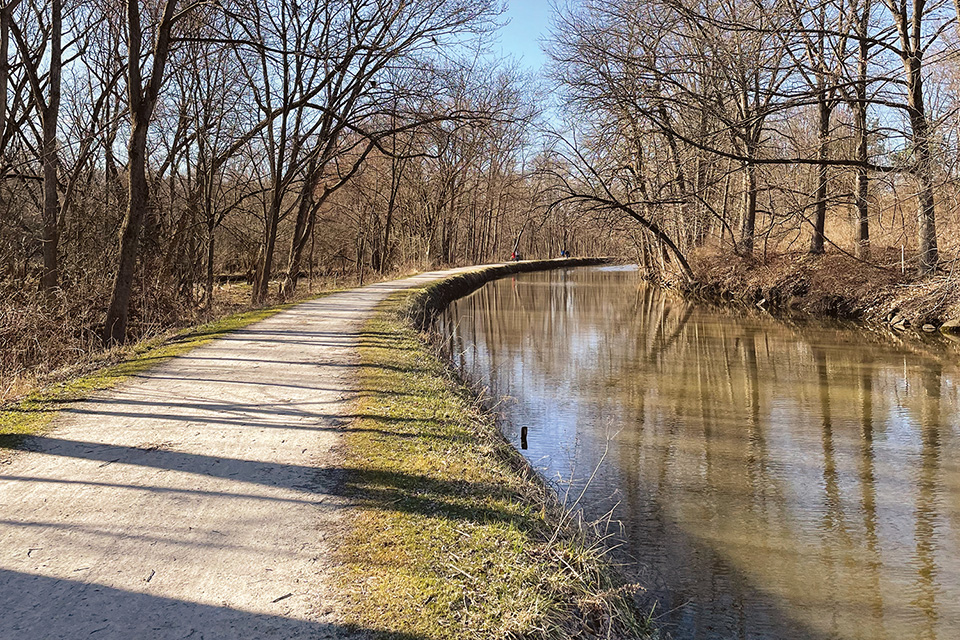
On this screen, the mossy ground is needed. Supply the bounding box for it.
[0,301,305,448]
[337,291,651,639]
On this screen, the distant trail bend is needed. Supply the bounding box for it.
[0,265,485,640]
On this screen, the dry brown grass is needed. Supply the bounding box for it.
[689,245,960,327]
[681,188,960,328]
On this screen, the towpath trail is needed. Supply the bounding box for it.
[0,266,484,639]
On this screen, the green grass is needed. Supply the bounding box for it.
[0,301,306,448]
[337,290,653,639]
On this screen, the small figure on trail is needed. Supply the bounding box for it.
[511,228,524,262]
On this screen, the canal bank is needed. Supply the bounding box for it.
[687,250,960,334]
[335,258,653,639]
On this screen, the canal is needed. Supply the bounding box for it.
[437,265,960,640]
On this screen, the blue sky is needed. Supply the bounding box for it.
[494,0,554,71]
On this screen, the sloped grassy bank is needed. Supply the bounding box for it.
[337,259,653,639]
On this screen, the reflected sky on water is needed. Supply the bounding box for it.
[437,266,960,640]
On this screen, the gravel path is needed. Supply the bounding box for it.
[0,266,481,639]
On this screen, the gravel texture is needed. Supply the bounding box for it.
[0,267,481,639]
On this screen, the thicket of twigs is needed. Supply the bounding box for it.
[544,0,960,284]
[9,0,960,402]
[1,0,624,401]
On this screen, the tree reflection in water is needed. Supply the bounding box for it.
[437,266,960,640]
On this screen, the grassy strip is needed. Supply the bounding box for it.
[0,300,308,447]
[337,289,652,639]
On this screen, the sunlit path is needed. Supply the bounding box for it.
[0,266,484,639]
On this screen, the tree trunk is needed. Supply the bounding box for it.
[810,98,830,255]
[16,0,63,292]
[252,194,281,304]
[658,105,694,247]
[904,54,938,273]
[104,120,150,343]
[205,212,215,307]
[376,155,403,274]
[40,96,61,293]
[103,0,178,343]
[738,158,757,255]
[0,8,8,148]
[282,161,320,299]
[854,106,870,256]
[853,7,871,258]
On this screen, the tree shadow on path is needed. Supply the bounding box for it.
[0,568,425,640]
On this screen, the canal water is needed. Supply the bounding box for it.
[436,265,960,640]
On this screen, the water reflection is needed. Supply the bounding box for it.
[437,266,960,640]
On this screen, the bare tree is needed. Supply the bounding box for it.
[9,0,64,292]
[880,0,947,273]
[103,0,180,343]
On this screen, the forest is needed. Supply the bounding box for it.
[4,0,960,399]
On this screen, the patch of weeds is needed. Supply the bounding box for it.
[338,291,653,639]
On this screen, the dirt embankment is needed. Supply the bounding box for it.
[687,249,960,334]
